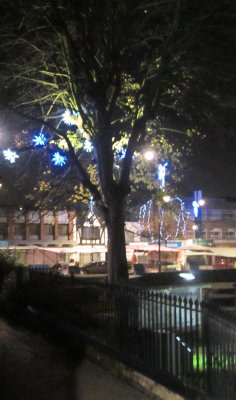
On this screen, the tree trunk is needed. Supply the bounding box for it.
[107,200,129,283]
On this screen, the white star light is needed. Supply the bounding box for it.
[62,110,78,126]
[3,149,19,163]
[84,140,93,152]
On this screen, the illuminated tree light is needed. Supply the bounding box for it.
[84,140,93,152]
[62,109,78,126]
[52,151,67,166]
[192,200,199,218]
[157,162,168,188]
[89,196,94,213]
[139,196,187,240]
[33,133,47,146]
[3,148,19,163]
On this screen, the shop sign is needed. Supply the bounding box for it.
[0,241,8,247]
[166,241,182,248]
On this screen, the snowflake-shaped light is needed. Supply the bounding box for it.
[84,140,93,152]
[33,133,47,146]
[52,152,67,166]
[3,149,19,163]
[62,110,78,126]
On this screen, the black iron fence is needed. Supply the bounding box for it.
[22,268,236,399]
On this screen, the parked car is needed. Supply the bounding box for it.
[80,261,107,275]
[68,265,81,277]
[81,261,132,275]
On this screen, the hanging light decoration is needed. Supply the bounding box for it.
[32,132,47,146]
[51,151,67,166]
[157,161,168,188]
[3,149,19,163]
[139,196,187,240]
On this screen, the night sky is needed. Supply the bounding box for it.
[179,124,236,199]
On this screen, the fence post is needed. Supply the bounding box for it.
[203,306,213,396]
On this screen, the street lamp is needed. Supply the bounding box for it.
[143,150,155,161]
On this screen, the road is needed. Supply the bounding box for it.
[0,317,159,400]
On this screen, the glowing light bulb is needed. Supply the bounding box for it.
[144,150,154,161]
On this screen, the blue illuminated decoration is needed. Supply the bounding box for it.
[84,140,93,152]
[192,200,199,218]
[62,110,78,126]
[52,152,67,166]
[33,133,47,146]
[89,196,94,213]
[3,149,19,163]
[119,148,127,160]
[158,162,168,188]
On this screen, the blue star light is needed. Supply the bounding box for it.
[33,133,47,146]
[3,149,19,163]
[52,152,67,166]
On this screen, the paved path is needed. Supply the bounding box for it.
[0,317,158,400]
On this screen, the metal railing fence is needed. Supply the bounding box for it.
[22,269,236,399]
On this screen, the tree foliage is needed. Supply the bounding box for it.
[0,0,234,281]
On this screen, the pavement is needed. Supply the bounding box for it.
[0,317,164,400]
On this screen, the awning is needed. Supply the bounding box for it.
[126,244,180,252]
[39,246,107,254]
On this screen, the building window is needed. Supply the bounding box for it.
[222,210,236,220]
[14,223,25,239]
[0,223,7,240]
[211,229,222,238]
[59,224,68,237]
[201,210,207,221]
[29,224,39,236]
[225,229,235,238]
[81,226,100,240]
[202,229,207,238]
[45,224,53,236]
[208,210,221,221]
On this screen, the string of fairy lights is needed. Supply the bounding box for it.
[138,197,187,240]
[138,160,187,240]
